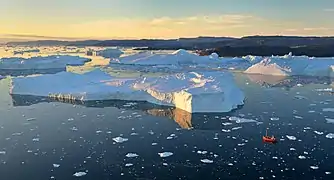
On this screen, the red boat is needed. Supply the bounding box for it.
[263,128,277,143]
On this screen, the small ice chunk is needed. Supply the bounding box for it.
[96,130,102,133]
[228,163,234,166]
[71,127,78,131]
[73,172,87,177]
[296,84,303,87]
[125,163,133,167]
[26,118,36,121]
[53,164,60,168]
[158,152,173,158]
[314,131,324,135]
[32,138,40,142]
[125,153,139,158]
[286,135,297,141]
[325,172,331,175]
[272,157,278,159]
[326,118,334,123]
[162,163,168,166]
[151,143,158,146]
[270,117,280,121]
[197,151,208,155]
[294,116,303,119]
[316,88,333,92]
[325,133,334,139]
[222,122,232,126]
[232,127,242,131]
[290,148,296,151]
[310,166,319,170]
[308,110,315,113]
[298,156,306,159]
[222,129,231,133]
[112,137,128,143]
[238,143,245,146]
[0,151,6,155]
[201,159,213,164]
[304,127,311,130]
[295,95,307,100]
[323,108,334,112]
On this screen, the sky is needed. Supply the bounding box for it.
[1,0,334,41]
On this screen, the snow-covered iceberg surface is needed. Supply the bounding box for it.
[86,48,124,59]
[10,70,244,113]
[110,49,221,66]
[245,55,334,77]
[0,55,91,70]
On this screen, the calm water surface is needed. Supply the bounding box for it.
[0,74,333,180]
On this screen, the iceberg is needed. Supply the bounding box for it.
[110,49,221,66]
[10,69,244,113]
[245,56,334,77]
[86,48,124,59]
[13,49,40,55]
[0,55,91,70]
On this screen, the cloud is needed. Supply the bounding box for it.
[1,34,81,40]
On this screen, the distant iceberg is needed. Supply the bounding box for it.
[86,48,124,59]
[13,49,40,55]
[10,69,244,113]
[244,55,334,77]
[0,55,91,70]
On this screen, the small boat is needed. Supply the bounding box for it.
[263,128,277,143]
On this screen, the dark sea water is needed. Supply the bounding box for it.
[0,74,333,180]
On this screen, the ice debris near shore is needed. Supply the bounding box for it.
[10,69,244,113]
[0,55,91,70]
[244,54,334,77]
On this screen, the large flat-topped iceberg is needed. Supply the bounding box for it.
[86,48,124,59]
[0,55,91,70]
[10,69,244,113]
[111,49,221,66]
[245,56,334,77]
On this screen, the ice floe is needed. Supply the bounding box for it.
[125,163,133,167]
[326,118,334,124]
[0,55,90,70]
[200,159,213,164]
[325,133,334,139]
[314,131,324,135]
[286,135,297,141]
[11,69,244,113]
[298,155,306,159]
[323,108,334,112]
[125,153,139,158]
[112,137,128,143]
[53,164,60,168]
[73,172,87,177]
[158,152,173,158]
[310,166,319,170]
[228,116,262,124]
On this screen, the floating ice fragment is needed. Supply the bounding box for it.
[162,163,168,166]
[125,153,139,158]
[71,127,78,131]
[228,163,234,166]
[201,159,213,164]
[238,143,245,146]
[26,118,36,121]
[314,131,324,135]
[73,172,87,177]
[112,137,128,143]
[316,88,333,92]
[96,130,102,133]
[68,118,74,121]
[270,117,280,121]
[197,151,208,155]
[323,108,334,112]
[308,110,315,113]
[294,116,303,119]
[325,133,334,139]
[298,156,306,159]
[229,117,261,124]
[12,132,23,136]
[325,172,331,175]
[0,151,6,155]
[304,127,311,130]
[286,135,297,141]
[222,122,232,126]
[310,166,319,170]
[158,152,173,158]
[326,118,334,123]
[272,157,278,159]
[53,164,60,168]
[125,163,133,167]
[130,133,138,136]
[296,84,303,87]
[151,143,158,146]
[222,129,231,133]
[295,95,307,100]
[32,138,40,142]
[232,127,242,130]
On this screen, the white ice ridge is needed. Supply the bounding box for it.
[86,48,124,58]
[10,69,245,113]
[110,49,222,66]
[0,55,91,70]
[244,55,334,77]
